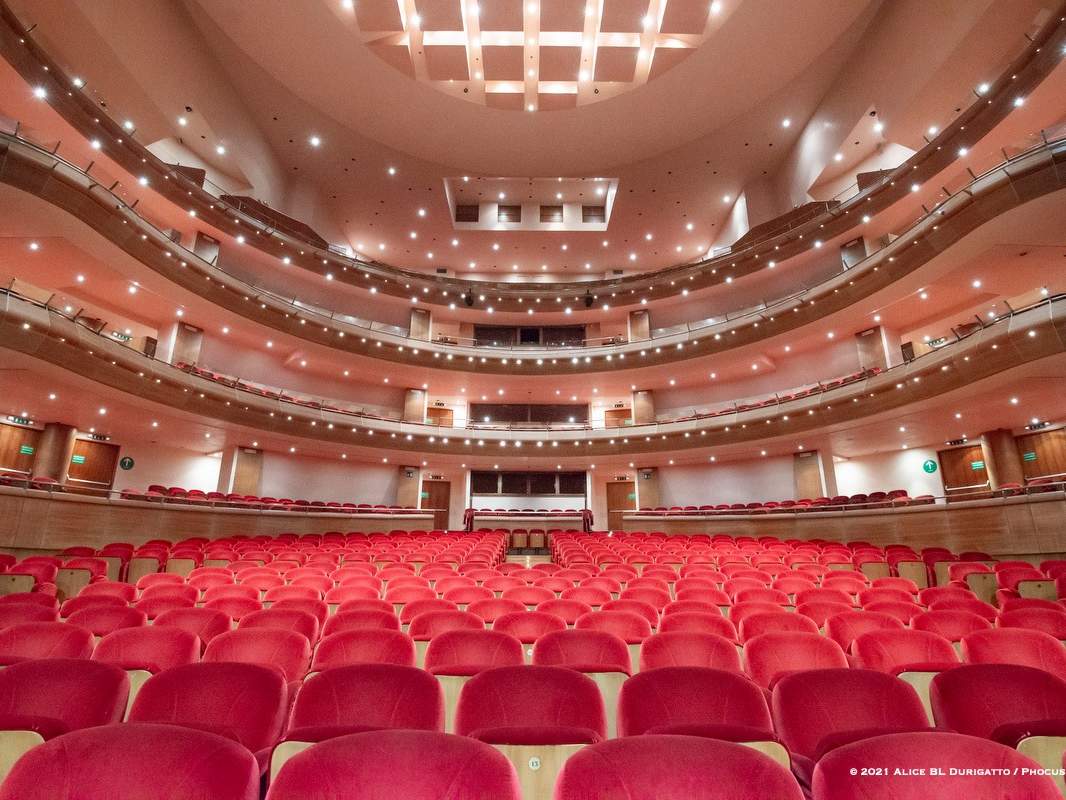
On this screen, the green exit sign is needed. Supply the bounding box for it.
[1023,451,1037,462]
[970,460,985,471]
[18,445,34,455]
[71,454,86,464]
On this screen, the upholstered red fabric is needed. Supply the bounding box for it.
[467,598,526,623]
[0,602,57,628]
[575,610,651,643]
[311,629,416,670]
[962,628,1066,680]
[619,666,773,739]
[455,665,605,745]
[639,631,742,672]
[601,599,660,627]
[738,611,819,643]
[58,594,127,618]
[0,622,94,665]
[92,625,200,673]
[535,599,593,624]
[772,668,930,784]
[238,608,320,643]
[911,609,991,642]
[129,662,286,754]
[78,581,137,602]
[424,630,524,676]
[931,664,1066,743]
[852,629,959,674]
[492,611,566,643]
[320,610,399,637]
[286,664,443,742]
[0,723,259,800]
[658,612,737,639]
[265,729,521,800]
[825,610,905,652]
[795,601,854,628]
[408,610,485,641]
[531,629,632,674]
[554,734,803,799]
[998,608,1066,639]
[203,596,263,622]
[812,732,1060,799]
[0,658,128,738]
[153,607,232,648]
[65,605,147,637]
[743,632,848,688]
[203,628,311,682]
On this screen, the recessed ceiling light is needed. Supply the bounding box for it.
[309,135,321,147]
[833,152,843,162]
[781,118,791,128]
[722,194,731,203]
[215,145,225,155]
[32,86,46,99]
[387,166,396,175]
[177,116,187,126]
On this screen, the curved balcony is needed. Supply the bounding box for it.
[1,1,1063,312]
[2,126,1065,376]
[3,285,1064,458]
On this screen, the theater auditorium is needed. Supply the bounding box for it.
[0,0,1065,797]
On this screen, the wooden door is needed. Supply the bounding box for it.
[604,409,631,428]
[426,406,455,426]
[422,480,451,530]
[606,481,636,531]
[67,439,119,492]
[937,445,988,497]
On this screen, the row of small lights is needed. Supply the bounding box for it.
[25,32,1040,305]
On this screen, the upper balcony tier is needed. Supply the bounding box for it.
[2,121,1065,377]
[1,1,1064,313]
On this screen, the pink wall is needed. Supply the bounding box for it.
[114,442,222,493]
[835,447,946,498]
[258,452,398,505]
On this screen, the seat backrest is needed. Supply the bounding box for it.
[238,609,320,644]
[321,610,400,637]
[743,632,848,688]
[811,731,1060,800]
[930,663,1066,740]
[772,668,929,761]
[66,605,147,637]
[0,621,94,665]
[408,610,485,641]
[997,608,1066,639]
[738,612,819,643]
[129,662,286,752]
[0,603,57,628]
[962,628,1066,681]
[424,630,524,676]
[852,629,958,673]
[658,612,737,639]
[266,729,521,800]
[619,666,771,737]
[911,610,991,642]
[0,723,258,800]
[455,665,606,741]
[311,629,416,670]
[0,658,129,734]
[639,632,741,672]
[574,610,652,643]
[491,611,566,643]
[554,735,803,800]
[153,607,232,647]
[203,628,311,683]
[290,664,443,733]
[92,626,200,673]
[531,629,631,674]
[825,611,905,652]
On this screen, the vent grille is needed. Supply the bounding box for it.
[455,205,479,222]
[582,205,606,223]
[498,204,521,223]
[540,205,564,223]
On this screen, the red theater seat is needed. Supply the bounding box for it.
[825,610,904,653]
[772,668,931,784]
[0,622,94,665]
[743,632,848,688]
[0,723,259,800]
[238,608,320,644]
[65,604,147,637]
[424,630,524,676]
[911,610,991,643]
[310,629,416,670]
[153,607,232,648]
[265,730,521,800]
[738,611,819,643]
[812,731,1060,799]
[658,612,737,639]
[129,662,286,762]
[92,625,200,674]
[962,628,1066,680]
[203,628,311,683]
[491,611,566,644]
[639,631,742,672]
[852,629,959,674]
[554,735,803,800]
[320,610,399,636]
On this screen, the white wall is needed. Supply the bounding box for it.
[835,447,945,498]
[470,494,585,512]
[114,442,222,492]
[259,453,398,504]
[658,457,796,506]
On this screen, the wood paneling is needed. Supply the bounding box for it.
[855,326,887,371]
[938,445,988,494]
[1017,429,1066,481]
[426,406,455,426]
[632,391,655,425]
[171,322,203,366]
[606,480,636,530]
[793,451,824,499]
[621,492,1066,557]
[403,390,427,423]
[232,448,263,496]
[636,468,660,509]
[0,423,39,476]
[604,409,631,428]
[422,480,451,530]
[0,487,432,549]
[66,439,119,488]
[628,310,650,342]
[409,308,431,341]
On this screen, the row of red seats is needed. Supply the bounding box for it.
[1,654,1064,799]
[125,484,423,512]
[638,488,916,514]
